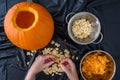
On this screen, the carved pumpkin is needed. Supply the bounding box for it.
[4,2,54,50]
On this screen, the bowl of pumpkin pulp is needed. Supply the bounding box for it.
[80,50,116,80]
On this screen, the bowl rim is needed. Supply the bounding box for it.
[67,12,101,45]
[79,50,116,80]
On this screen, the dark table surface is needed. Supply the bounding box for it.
[0,0,120,80]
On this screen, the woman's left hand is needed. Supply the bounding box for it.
[30,54,55,74]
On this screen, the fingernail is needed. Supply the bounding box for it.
[51,61,55,64]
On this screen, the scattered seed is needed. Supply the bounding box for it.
[31,50,37,53]
[76,57,79,60]
[72,55,75,60]
[55,48,59,51]
[27,62,30,65]
[58,73,62,75]
[31,53,34,56]
[26,52,31,56]
[55,43,60,47]
[51,40,55,44]
[52,73,54,76]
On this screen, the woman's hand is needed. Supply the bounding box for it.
[29,54,55,74]
[60,58,79,80]
[25,54,55,80]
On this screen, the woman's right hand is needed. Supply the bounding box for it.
[60,58,79,80]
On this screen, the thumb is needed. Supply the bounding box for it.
[60,64,70,75]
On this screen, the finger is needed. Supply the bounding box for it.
[61,58,72,64]
[60,64,68,72]
[60,58,68,63]
[60,64,70,75]
[44,61,54,68]
[60,60,71,71]
[43,54,56,60]
[45,58,55,64]
[62,58,75,67]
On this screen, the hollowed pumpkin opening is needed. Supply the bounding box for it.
[16,11,35,29]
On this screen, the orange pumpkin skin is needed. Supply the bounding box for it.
[4,2,54,50]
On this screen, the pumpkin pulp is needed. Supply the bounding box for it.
[16,11,35,29]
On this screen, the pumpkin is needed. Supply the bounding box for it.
[4,2,54,50]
